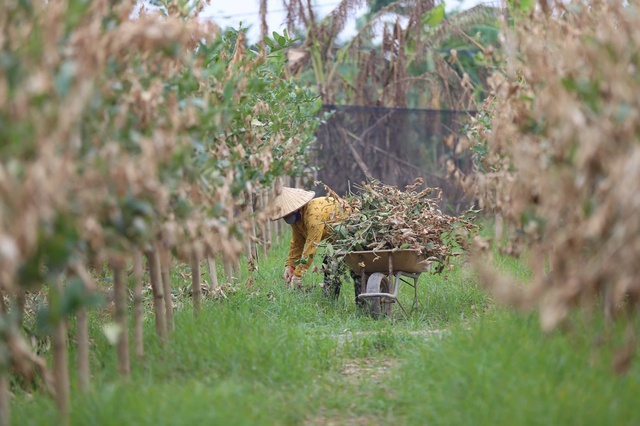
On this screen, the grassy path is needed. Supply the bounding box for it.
[10,233,640,425]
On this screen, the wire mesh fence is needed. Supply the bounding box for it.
[311,105,477,214]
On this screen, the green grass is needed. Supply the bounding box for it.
[10,228,640,425]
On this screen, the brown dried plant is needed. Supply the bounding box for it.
[467,1,640,357]
[284,0,501,108]
[1,0,320,395]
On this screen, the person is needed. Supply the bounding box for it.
[269,186,353,298]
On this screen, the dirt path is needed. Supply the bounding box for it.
[304,329,446,425]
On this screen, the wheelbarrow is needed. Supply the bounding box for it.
[343,249,434,318]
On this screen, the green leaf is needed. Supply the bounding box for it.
[422,4,445,27]
[274,32,286,47]
[325,243,334,257]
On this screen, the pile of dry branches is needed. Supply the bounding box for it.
[322,177,478,270]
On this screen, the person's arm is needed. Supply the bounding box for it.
[285,226,305,268]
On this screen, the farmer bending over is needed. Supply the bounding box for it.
[269,186,352,298]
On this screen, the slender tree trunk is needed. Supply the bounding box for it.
[0,375,7,426]
[50,277,70,424]
[262,190,272,254]
[132,250,144,358]
[245,190,256,261]
[145,247,167,346]
[494,213,503,242]
[160,248,174,332]
[15,287,26,327]
[0,294,9,426]
[255,190,266,257]
[191,255,202,313]
[259,0,268,51]
[113,265,130,377]
[207,256,219,289]
[224,260,233,282]
[76,307,90,391]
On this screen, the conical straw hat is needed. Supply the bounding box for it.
[268,186,315,221]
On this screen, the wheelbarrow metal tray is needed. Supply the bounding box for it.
[343,249,430,274]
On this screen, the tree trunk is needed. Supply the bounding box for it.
[0,374,7,426]
[160,248,174,332]
[259,190,269,257]
[245,190,256,261]
[224,260,233,282]
[50,278,70,424]
[270,185,276,239]
[113,265,130,377]
[191,255,202,313]
[15,288,25,327]
[145,247,167,345]
[76,307,90,390]
[207,256,219,289]
[0,295,9,426]
[132,250,144,358]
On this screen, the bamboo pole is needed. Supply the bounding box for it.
[76,307,90,391]
[160,248,174,332]
[191,254,202,313]
[113,265,130,377]
[132,250,144,359]
[50,277,70,424]
[145,247,167,346]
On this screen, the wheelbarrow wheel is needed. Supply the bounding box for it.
[365,272,392,318]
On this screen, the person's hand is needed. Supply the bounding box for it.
[283,266,295,282]
[289,275,302,289]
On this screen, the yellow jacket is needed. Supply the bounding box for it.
[286,197,348,277]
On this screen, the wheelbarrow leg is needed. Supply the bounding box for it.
[358,265,367,308]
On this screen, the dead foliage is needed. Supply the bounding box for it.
[466,1,640,370]
[0,0,319,396]
[284,0,501,108]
